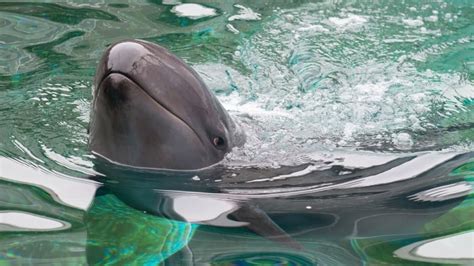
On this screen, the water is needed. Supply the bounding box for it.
[0,0,473,265]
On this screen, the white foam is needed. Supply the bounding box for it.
[171,3,217,20]
[392,132,414,150]
[195,3,472,165]
[403,18,424,27]
[425,15,438,22]
[216,91,294,119]
[297,24,329,32]
[228,5,261,21]
[326,14,367,29]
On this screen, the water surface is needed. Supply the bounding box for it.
[0,1,473,265]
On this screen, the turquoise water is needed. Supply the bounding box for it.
[0,1,473,265]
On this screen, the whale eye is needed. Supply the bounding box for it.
[212,136,226,149]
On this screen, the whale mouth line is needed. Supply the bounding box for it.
[98,71,205,147]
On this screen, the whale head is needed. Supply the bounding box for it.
[89,40,244,170]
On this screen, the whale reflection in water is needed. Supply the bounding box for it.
[92,150,473,262]
[0,157,100,264]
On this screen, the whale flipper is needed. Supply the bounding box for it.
[231,204,303,250]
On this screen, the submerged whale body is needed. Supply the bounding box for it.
[91,150,473,256]
[89,39,244,170]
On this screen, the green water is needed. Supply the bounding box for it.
[0,1,473,265]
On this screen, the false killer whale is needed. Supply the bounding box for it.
[88,40,472,257]
[87,39,300,248]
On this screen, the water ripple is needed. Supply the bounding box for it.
[0,1,472,264]
[0,2,119,25]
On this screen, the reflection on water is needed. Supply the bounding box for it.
[1,151,473,264]
[0,0,473,265]
[394,231,474,265]
[0,157,195,264]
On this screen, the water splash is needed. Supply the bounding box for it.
[190,2,474,165]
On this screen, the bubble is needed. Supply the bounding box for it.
[392,133,414,150]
